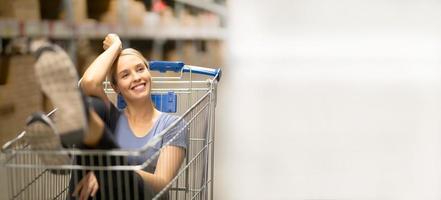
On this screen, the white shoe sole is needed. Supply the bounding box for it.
[34,46,87,147]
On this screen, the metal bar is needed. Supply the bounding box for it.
[116,156,122,200]
[204,96,212,200]
[10,168,48,199]
[124,157,130,200]
[209,84,217,200]
[190,182,208,200]
[153,143,209,200]
[108,155,114,200]
[99,155,106,200]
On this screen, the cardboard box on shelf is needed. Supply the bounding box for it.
[39,0,62,20]
[0,55,43,146]
[76,39,99,75]
[87,0,110,20]
[165,48,180,62]
[159,7,177,27]
[179,40,224,70]
[73,0,88,23]
[182,41,199,65]
[40,0,89,23]
[197,12,221,28]
[178,9,197,28]
[0,0,41,20]
[101,0,146,26]
[206,40,224,67]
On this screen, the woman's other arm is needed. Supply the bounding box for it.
[136,146,185,193]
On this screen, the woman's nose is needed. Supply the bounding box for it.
[132,72,141,81]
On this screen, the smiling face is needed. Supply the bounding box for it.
[113,53,151,102]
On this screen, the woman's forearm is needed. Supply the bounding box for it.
[135,170,167,193]
[81,43,120,91]
[135,146,185,193]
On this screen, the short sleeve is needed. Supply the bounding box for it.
[162,115,188,150]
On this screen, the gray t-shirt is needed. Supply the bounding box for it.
[110,107,187,173]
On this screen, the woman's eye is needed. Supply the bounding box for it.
[121,74,128,79]
[137,67,145,72]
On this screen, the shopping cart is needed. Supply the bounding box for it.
[1,61,221,200]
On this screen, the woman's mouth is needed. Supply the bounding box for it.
[131,83,146,92]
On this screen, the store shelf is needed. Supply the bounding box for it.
[0,20,226,40]
[175,0,227,18]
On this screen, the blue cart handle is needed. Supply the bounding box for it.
[149,61,221,81]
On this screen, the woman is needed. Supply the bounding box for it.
[70,33,187,199]
[26,34,186,199]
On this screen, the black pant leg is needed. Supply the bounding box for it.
[67,96,150,199]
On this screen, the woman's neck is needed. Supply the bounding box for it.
[124,98,158,123]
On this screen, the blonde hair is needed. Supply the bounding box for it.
[110,48,149,86]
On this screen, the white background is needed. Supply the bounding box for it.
[215,0,441,199]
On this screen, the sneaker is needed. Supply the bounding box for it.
[32,42,87,148]
[24,112,71,167]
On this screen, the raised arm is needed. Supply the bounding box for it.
[80,34,122,106]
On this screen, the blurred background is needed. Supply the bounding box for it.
[2,0,441,199]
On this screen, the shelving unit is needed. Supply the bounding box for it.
[0,20,226,39]
[0,0,227,63]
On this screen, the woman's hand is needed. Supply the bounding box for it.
[72,171,99,200]
[103,33,122,51]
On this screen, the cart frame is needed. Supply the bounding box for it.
[1,61,221,200]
